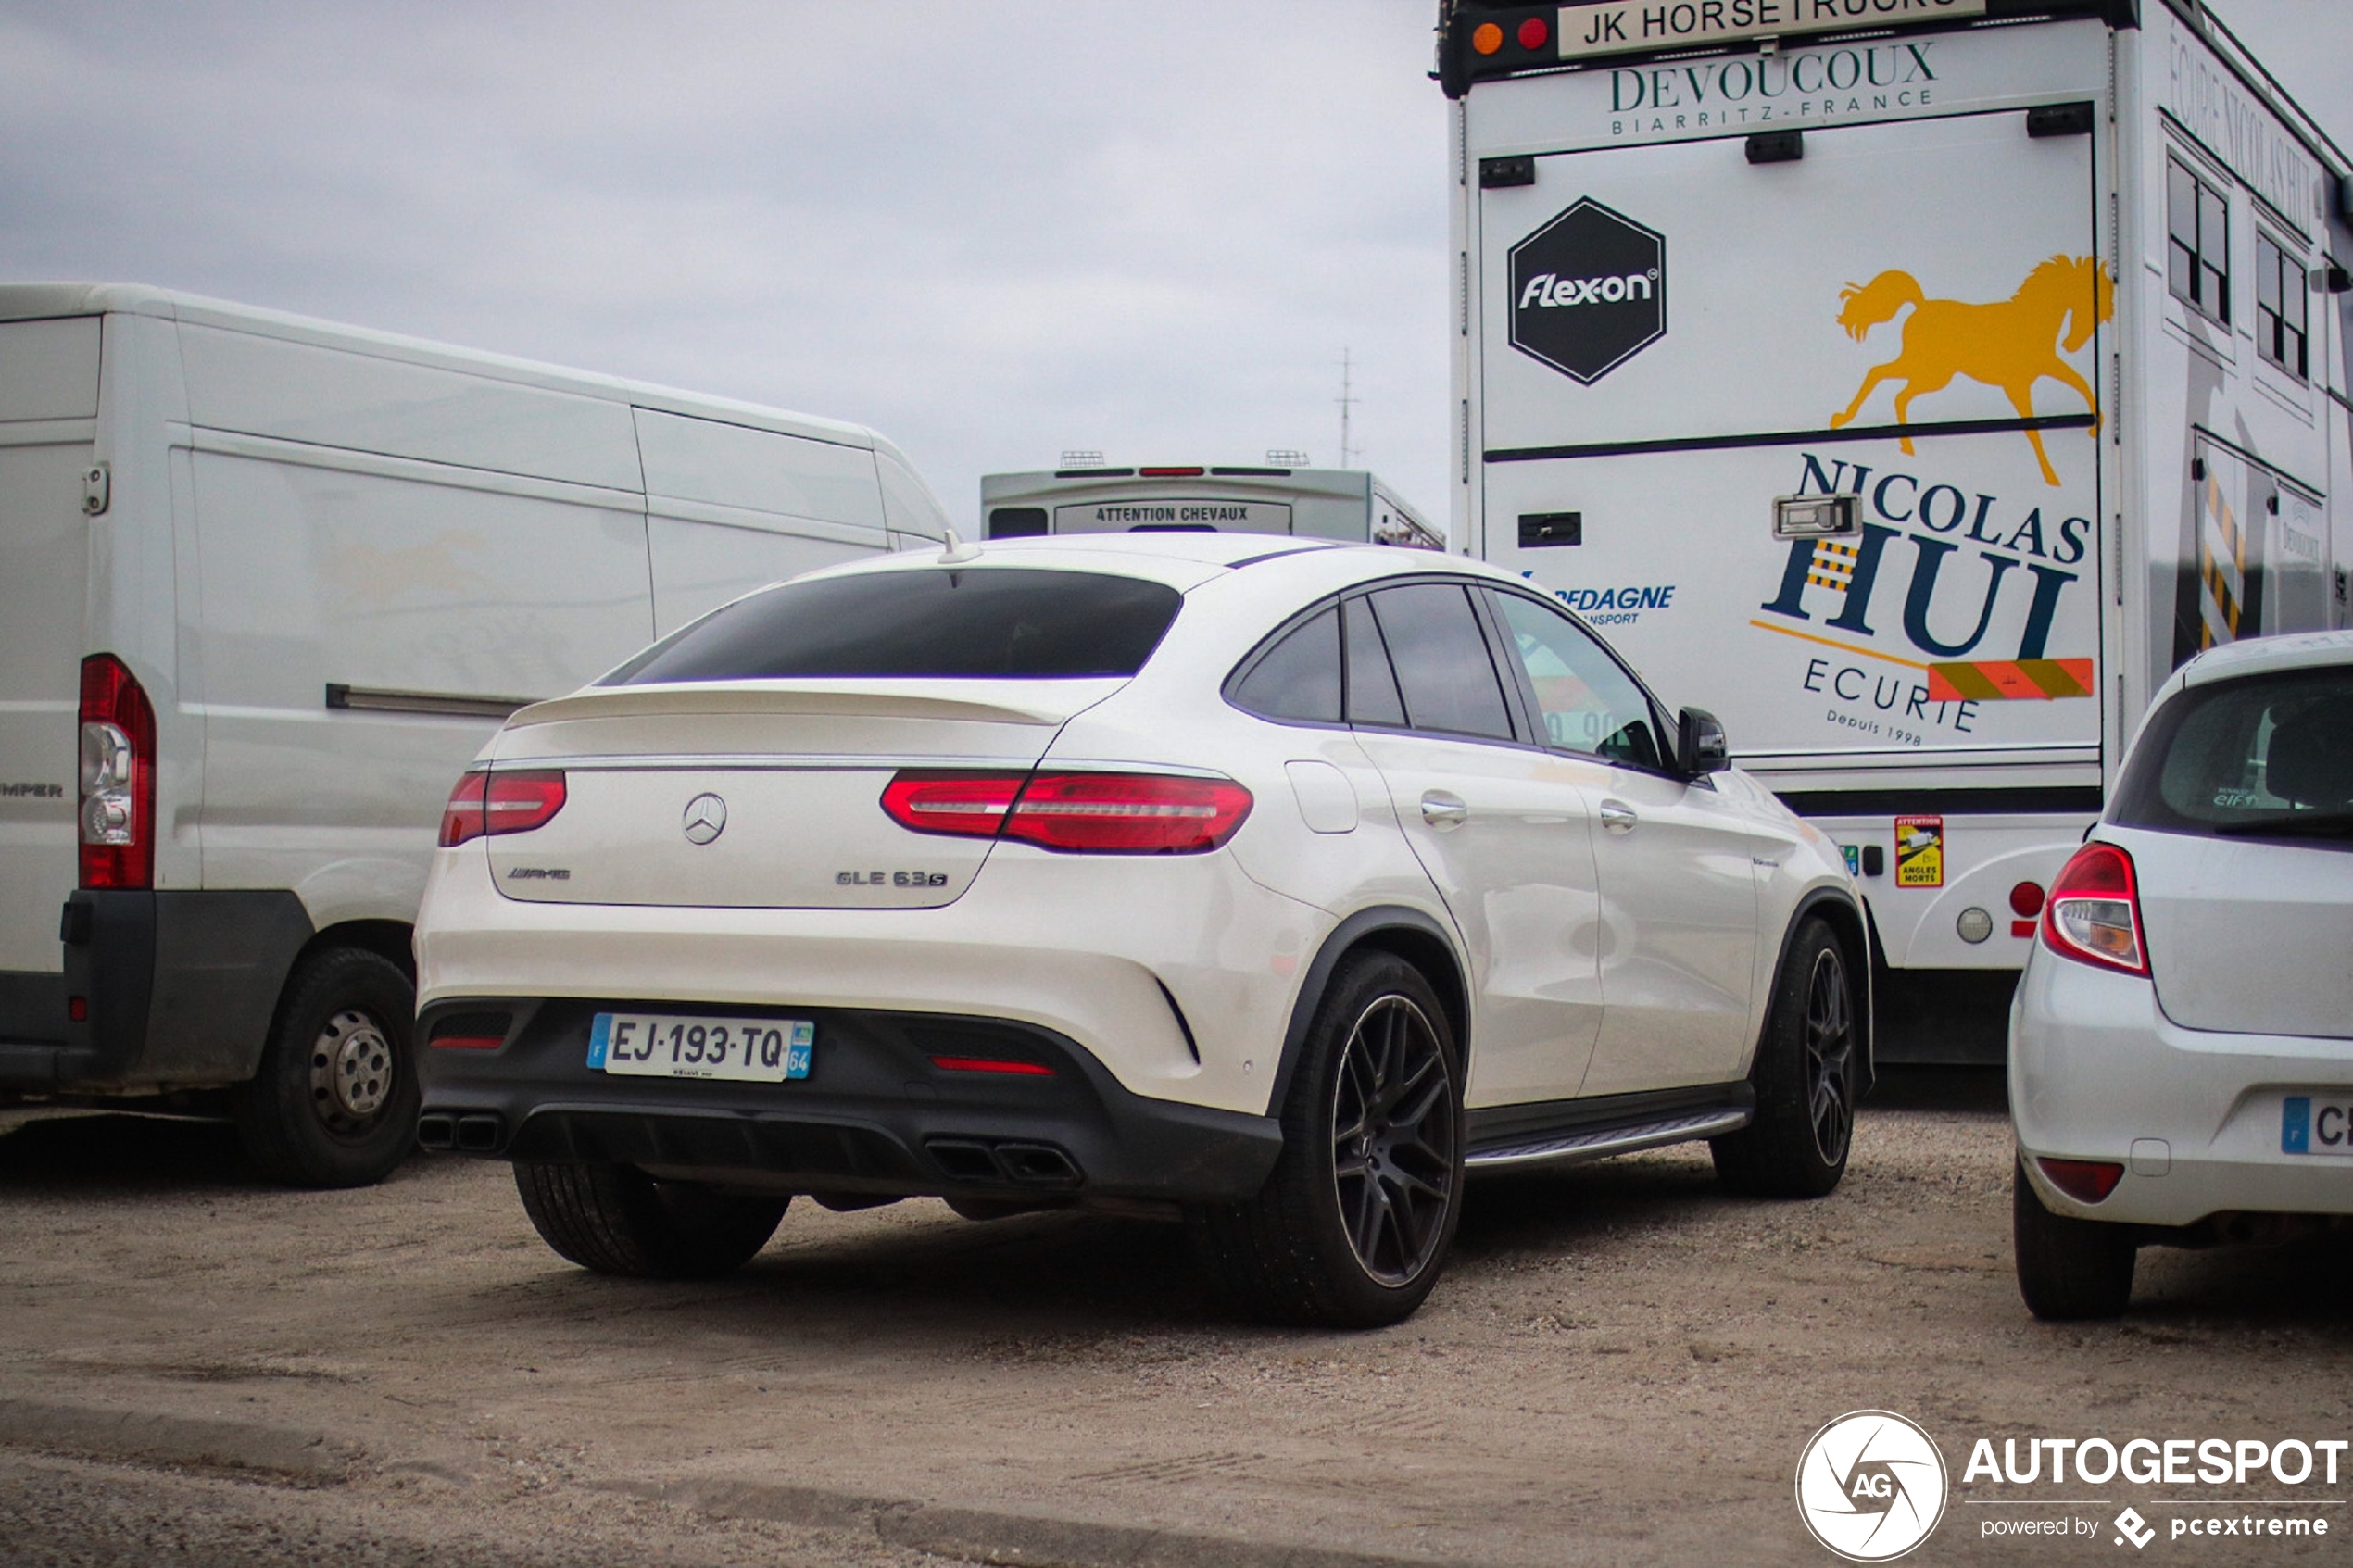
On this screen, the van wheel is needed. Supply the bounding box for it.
[2013,1161,2135,1320]
[1712,918,1856,1198]
[513,1161,787,1278]
[1189,951,1464,1329]
[233,947,419,1188]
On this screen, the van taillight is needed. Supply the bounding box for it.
[78,654,156,890]
[2040,841,2147,976]
[881,770,1252,854]
[439,770,567,847]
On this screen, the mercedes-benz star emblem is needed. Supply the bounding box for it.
[681,793,727,846]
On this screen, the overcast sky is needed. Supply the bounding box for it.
[3,2,2346,533]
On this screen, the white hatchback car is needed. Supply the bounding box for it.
[413,534,1869,1326]
[2013,630,2353,1320]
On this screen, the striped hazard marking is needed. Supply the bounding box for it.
[1926,659,2095,701]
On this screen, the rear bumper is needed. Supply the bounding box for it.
[415,997,1284,1203]
[2010,947,2353,1229]
[0,890,312,1093]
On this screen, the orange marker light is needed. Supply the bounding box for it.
[1517,16,1549,49]
[1472,20,1504,55]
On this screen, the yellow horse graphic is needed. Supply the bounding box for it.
[1827,255,2113,486]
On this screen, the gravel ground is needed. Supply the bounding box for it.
[1,1073,2347,1567]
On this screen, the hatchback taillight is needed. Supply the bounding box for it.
[2040,841,2147,976]
[79,654,156,889]
[440,770,567,847]
[881,770,1252,854]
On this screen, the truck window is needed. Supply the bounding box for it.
[1491,592,1665,771]
[2168,158,2231,325]
[1365,583,1516,742]
[605,568,1181,684]
[2255,232,2309,380]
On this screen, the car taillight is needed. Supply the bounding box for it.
[79,654,156,889]
[439,770,566,847]
[881,771,1025,838]
[2039,841,2147,976]
[2037,1157,2124,1204]
[881,770,1252,854]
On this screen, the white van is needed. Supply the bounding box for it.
[0,283,949,1183]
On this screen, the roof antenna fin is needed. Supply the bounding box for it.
[938,527,982,564]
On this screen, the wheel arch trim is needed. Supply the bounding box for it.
[1270,904,1470,1111]
[1759,888,1875,1098]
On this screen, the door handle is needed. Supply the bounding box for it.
[1419,791,1468,830]
[1599,799,1638,834]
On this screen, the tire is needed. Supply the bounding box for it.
[2012,1160,2135,1320]
[232,947,419,1188]
[1189,951,1464,1329]
[1711,917,1857,1199]
[513,1161,787,1279]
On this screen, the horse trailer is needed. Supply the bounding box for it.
[981,463,1445,549]
[1440,0,2350,1056]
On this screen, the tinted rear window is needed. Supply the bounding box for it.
[604,568,1183,684]
[2112,666,2353,844]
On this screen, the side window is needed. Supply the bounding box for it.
[1492,591,1667,770]
[2256,232,2309,380]
[1342,594,1406,727]
[1229,605,1343,723]
[2167,158,2231,324]
[1364,583,1516,741]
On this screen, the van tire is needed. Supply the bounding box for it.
[2013,1161,2135,1320]
[232,947,419,1188]
[1711,917,1856,1199]
[1188,951,1464,1329]
[513,1161,788,1278]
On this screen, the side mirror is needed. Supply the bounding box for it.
[1679,707,1730,775]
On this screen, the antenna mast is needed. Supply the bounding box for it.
[1337,347,1360,469]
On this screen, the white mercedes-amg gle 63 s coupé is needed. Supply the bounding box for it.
[414,533,1869,1326]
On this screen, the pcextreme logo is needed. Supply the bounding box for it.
[1795,1410,1949,1562]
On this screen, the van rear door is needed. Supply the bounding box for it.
[0,317,99,994]
[1476,85,2107,777]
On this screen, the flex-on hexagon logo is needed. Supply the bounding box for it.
[1509,197,1666,383]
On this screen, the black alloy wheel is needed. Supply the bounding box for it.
[1330,993,1457,1286]
[1712,916,1857,1198]
[1188,950,1466,1328]
[1802,944,1856,1168]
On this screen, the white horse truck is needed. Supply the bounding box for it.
[1440,0,2350,1055]
[0,284,950,1181]
[981,462,1446,550]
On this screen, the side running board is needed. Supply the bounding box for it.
[1464,1085,1753,1173]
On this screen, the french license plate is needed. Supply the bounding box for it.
[588,1013,812,1083]
[2281,1096,2353,1156]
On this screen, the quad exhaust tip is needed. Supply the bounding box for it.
[925,1136,1082,1189]
[417,1111,505,1153]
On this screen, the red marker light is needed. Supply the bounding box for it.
[2037,1157,2124,1204]
[930,1056,1055,1076]
[1517,15,1549,49]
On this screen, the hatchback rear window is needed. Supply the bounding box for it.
[2111,666,2353,845]
[603,568,1183,684]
